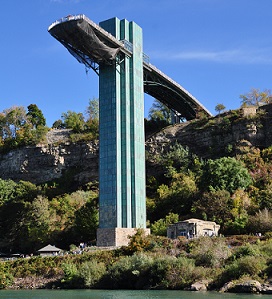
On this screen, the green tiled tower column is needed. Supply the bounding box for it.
[97,18,148,246]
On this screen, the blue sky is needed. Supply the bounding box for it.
[1,0,272,126]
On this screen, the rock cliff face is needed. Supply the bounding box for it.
[0,129,99,185]
[146,105,272,159]
[1,105,272,185]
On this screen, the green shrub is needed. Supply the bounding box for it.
[61,263,80,288]
[264,231,272,239]
[230,243,260,260]
[78,261,106,288]
[260,239,272,258]
[105,253,201,290]
[189,237,231,268]
[105,253,153,289]
[9,256,63,278]
[164,256,200,289]
[237,255,266,276]
[146,255,176,288]
[151,213,179,236]
[122,229,152,254]
[70,131,98,142]
[221,255,266,284]
[0,271,13,289]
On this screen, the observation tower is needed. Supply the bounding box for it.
[48,15,212,246]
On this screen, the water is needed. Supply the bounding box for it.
[0,290,269,299]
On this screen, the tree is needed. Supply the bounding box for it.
[148,99,171,124]
[0,179,40,207]
[0,113,5,139]
[25,196,53,249]
[52,119,65,129]
[145,100,172,135]
[151,212,179,236]
[224,189,252,234]
[192,190,232,229]
[50,190,92,232]
[14,180,40,202]
[26,104,46,128]
[86,98,99,121]
[240,88,272,107]
[199,157,252,194]
[61,111,86,132]
[215,103,226,115]
[1,106,27,139]
[85,98,99,138]
[0,179,17,206]
[0,200,29,252]
[163,143,199,172]
[247,208,272,234]
[0,105,48,147]
[0,179,39,207]
[73,199,99,242]
[153,172,197,220]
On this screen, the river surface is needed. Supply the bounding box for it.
[0,290,270,299]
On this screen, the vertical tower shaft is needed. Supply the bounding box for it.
[97,18,147,246]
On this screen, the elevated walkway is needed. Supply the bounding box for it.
[48,14,212,120]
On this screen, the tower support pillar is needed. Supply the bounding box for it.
[97,18,149,246]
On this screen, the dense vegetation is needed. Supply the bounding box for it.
[1,95,272,252]
[1,89,272,290]
[0,104,49,152]
[0,100,100,253]
[147,140,272,236]
[1,231,272,291]
[0,179,99,253]
[0,99,99,153]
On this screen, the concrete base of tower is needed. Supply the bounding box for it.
[96,227,150,247]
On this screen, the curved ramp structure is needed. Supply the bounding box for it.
[48,14,212,120]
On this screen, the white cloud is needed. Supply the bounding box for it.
[50,0,82,3]
[150,47,272,65]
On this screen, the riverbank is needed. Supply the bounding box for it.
[2,234,272,293]
[6,273,272,294]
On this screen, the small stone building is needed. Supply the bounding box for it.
[167,218,220,239]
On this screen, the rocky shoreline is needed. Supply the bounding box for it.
[190,279,272,294]
[220,280,272,294]
[7,276,62,290]
[7,276,272,294]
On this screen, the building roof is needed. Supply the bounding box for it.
[37,244,62,252]
[169,218,220,227]
[181,218,218,224]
